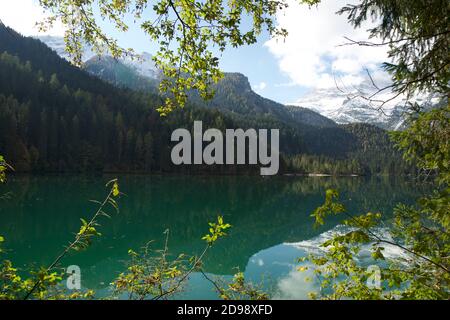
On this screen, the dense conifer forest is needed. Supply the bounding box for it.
[0,24,413,175]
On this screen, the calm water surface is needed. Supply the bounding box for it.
[0,175,428,299]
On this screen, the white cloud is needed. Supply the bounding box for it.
[332,58,362,74]
[251,258,265,266]
[253,81,267,92]
[0,0,65,36]
[273,265,318,300]
[265,0,390,90]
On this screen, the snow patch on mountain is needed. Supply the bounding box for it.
[36,36,160,79]
[122,51,160,79]
[289,81,442,130]
[36,35,96,62]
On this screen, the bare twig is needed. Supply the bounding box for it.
[152,244,210,300]
[339,210,450,274]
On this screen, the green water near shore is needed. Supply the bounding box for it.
[0,174,427,298]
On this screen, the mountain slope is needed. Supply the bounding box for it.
[0,26,117,97]
[36,33,443,131]
[84,55,159,93]
[199,73,338,128]
[36,35,160,79]
[37,36,337,129]
[35,35,96,62]
[285,105,337,128]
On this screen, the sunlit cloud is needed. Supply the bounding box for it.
[273,265,319,300]
[0,0,65,36]
[265,0,390,90]
[253,81,267,92]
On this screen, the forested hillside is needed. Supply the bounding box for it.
[84,54,338,129]
[0,24,412,175]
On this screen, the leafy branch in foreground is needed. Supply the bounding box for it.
[112,216,233,300]
[0,155,11,184]
[0,155,13,200]
[37,0,448,115]
[21,179,122,300]
[111,214,269,300]
[304,0,449,111]
[299,0,449,300]
[201,270,269,300]
[305,105,450,300]
[0,158,122,299]
[111,231,190,300]
[1,179,263,300]
[337,0,449,98]
[37,0,289,114]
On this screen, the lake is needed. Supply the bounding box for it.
[0,174,428,299]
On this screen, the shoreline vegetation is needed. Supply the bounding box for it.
[287,173,359,177]
[4,171,418,178]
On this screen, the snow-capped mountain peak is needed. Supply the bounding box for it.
[121,51,159,79]
[290,81,442,130]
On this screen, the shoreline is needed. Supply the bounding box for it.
[284,173,360,177]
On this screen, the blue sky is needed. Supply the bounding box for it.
[0,0,390,105]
